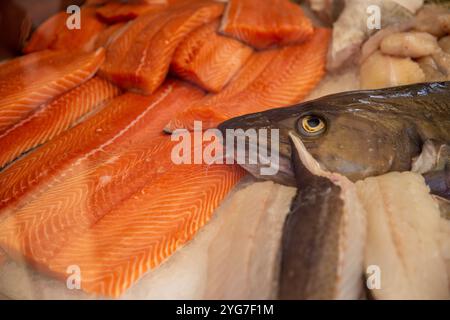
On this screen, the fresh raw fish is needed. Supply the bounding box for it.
[219,0,314,49]
[360,51,425,89]
[166,28,330,131]
[304,64,361,101]
[42,157,244,297]
[0,250,6,266]
[23,8,105,54]
[218,82,450,198]
[0,80,203,219]
[0,81,206,279]
[0,77,120,169]
[199,180,296,299]
[279,133,366,299]
[0,177,294,300]
[100,1,224,94]
[327,0,422,71]
[304,0,345,26]
[357,172,449,299]
[96,2,166,23]
[171,20,253,92]
[0,49,105,134]
[94,23,127,48]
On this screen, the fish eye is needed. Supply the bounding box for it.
[298,115,326,137]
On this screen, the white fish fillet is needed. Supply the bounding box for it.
[438,218,450,292]
[357,172,450,299]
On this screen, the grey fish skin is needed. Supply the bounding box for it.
[279,133,366,300]
[279,158,346,299]
[218,82,450,186]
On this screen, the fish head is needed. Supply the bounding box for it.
[218,92,422,184]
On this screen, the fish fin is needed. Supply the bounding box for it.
[413,140,450,200]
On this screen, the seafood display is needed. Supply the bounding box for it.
[0,0,449,301]
[359,4,450,88]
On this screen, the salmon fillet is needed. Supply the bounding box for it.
[0,77,120,169]
[96,2,166,23]
[94,23,126,48]
[171,20,253,92]
[220,0,314,49]
[0,249,6,266]
[0,83,231,295]
[0,49,105,134]
[0,80,203,219]
[100,0,224,94]
[24,8,105,54]
[166,49,278,132]
[45,158,245,297]
[166,28,331,131]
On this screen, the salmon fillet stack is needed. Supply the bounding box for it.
[0,0,330,298]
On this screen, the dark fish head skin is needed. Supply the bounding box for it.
[217,83,450,184]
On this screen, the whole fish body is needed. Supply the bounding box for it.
[219,81,450,198]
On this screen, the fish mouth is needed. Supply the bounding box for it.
[237,151,295,186]
[218,120,295,186]
[226,139,295,186]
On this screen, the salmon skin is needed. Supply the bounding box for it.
[0,49,105,134]
[24,7,105,54]
[100,0,224,94]
[220,0,314,49]
[171,20,253,92]
[165,28,331,131]
[0,77,120,169]
[96,2,166,23]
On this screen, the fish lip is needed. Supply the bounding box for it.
[223,137,295,186]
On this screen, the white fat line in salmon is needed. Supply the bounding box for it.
[170,121,280,176]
